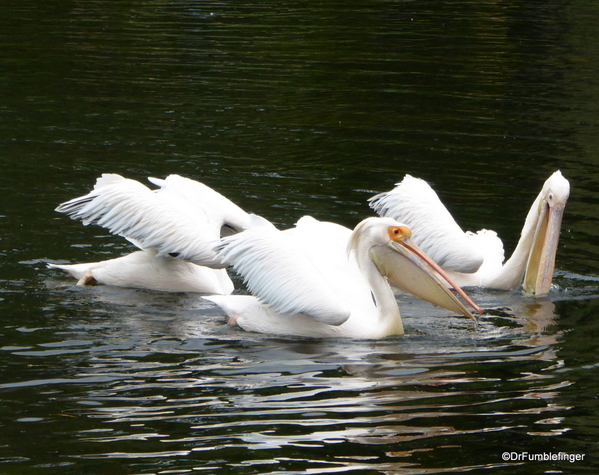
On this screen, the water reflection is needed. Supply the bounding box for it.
[0,276,580,469]
[3,0,599,472]
[6,245,599,473]
[33,344,572,472]
[2,271,596,473]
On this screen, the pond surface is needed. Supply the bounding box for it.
[2,1,599,473]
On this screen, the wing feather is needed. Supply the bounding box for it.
[149,175,252,232]
[55,174,251,267]
[215,221,352,326]
[369,175,485,273]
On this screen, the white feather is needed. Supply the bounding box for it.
[52,174,272,294]
[370,172,570,293]
[48,250,233,294]
[205,216,474,338]
[55,174,261,267]
[216,217,355,325]
[369,175,485,273]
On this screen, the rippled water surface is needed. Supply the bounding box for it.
[2,1,599,473]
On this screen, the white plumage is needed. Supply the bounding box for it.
[369,171,570,296]
[48,249,234,294]
[50,174,271,294]
[50,175,482,338]
[205,216,480,339]
[368,175,485,273]
[213,217,354,326]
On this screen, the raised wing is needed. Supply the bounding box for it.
[148,175,253,234]
[369,175,485,273]
[55,174,260,267]
[215,217,354,326]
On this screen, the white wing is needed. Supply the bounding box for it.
[147,175,254,234]
[215,216,357,326]
[369,175,485,273]
[55,174,265,267]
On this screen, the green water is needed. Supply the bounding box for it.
[1,1,599,473]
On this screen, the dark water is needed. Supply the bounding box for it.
[2,1,599,473]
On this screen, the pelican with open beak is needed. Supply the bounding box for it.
[205,216,481,339]
[369,171,570,298]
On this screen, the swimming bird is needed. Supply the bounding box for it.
[368,171,570,297]
[205,216,481,338]
[49,173,272,294]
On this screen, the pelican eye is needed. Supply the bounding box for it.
[388,225,411,241]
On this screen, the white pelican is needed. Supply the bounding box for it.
[48,249,235,294]
[205,216,481,339]
[368,171,570,297]
[49,173,272,294]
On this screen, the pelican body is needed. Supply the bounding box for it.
[369,171,570,297]
[50,174,271,294]
[48,250,234,294]
[50,174,482,339]
[206,216,480,339]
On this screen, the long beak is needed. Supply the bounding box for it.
[370,238,482,320]
[523,201,564,297]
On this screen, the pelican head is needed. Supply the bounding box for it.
[523,170,570,297]
[349,217,481,319]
